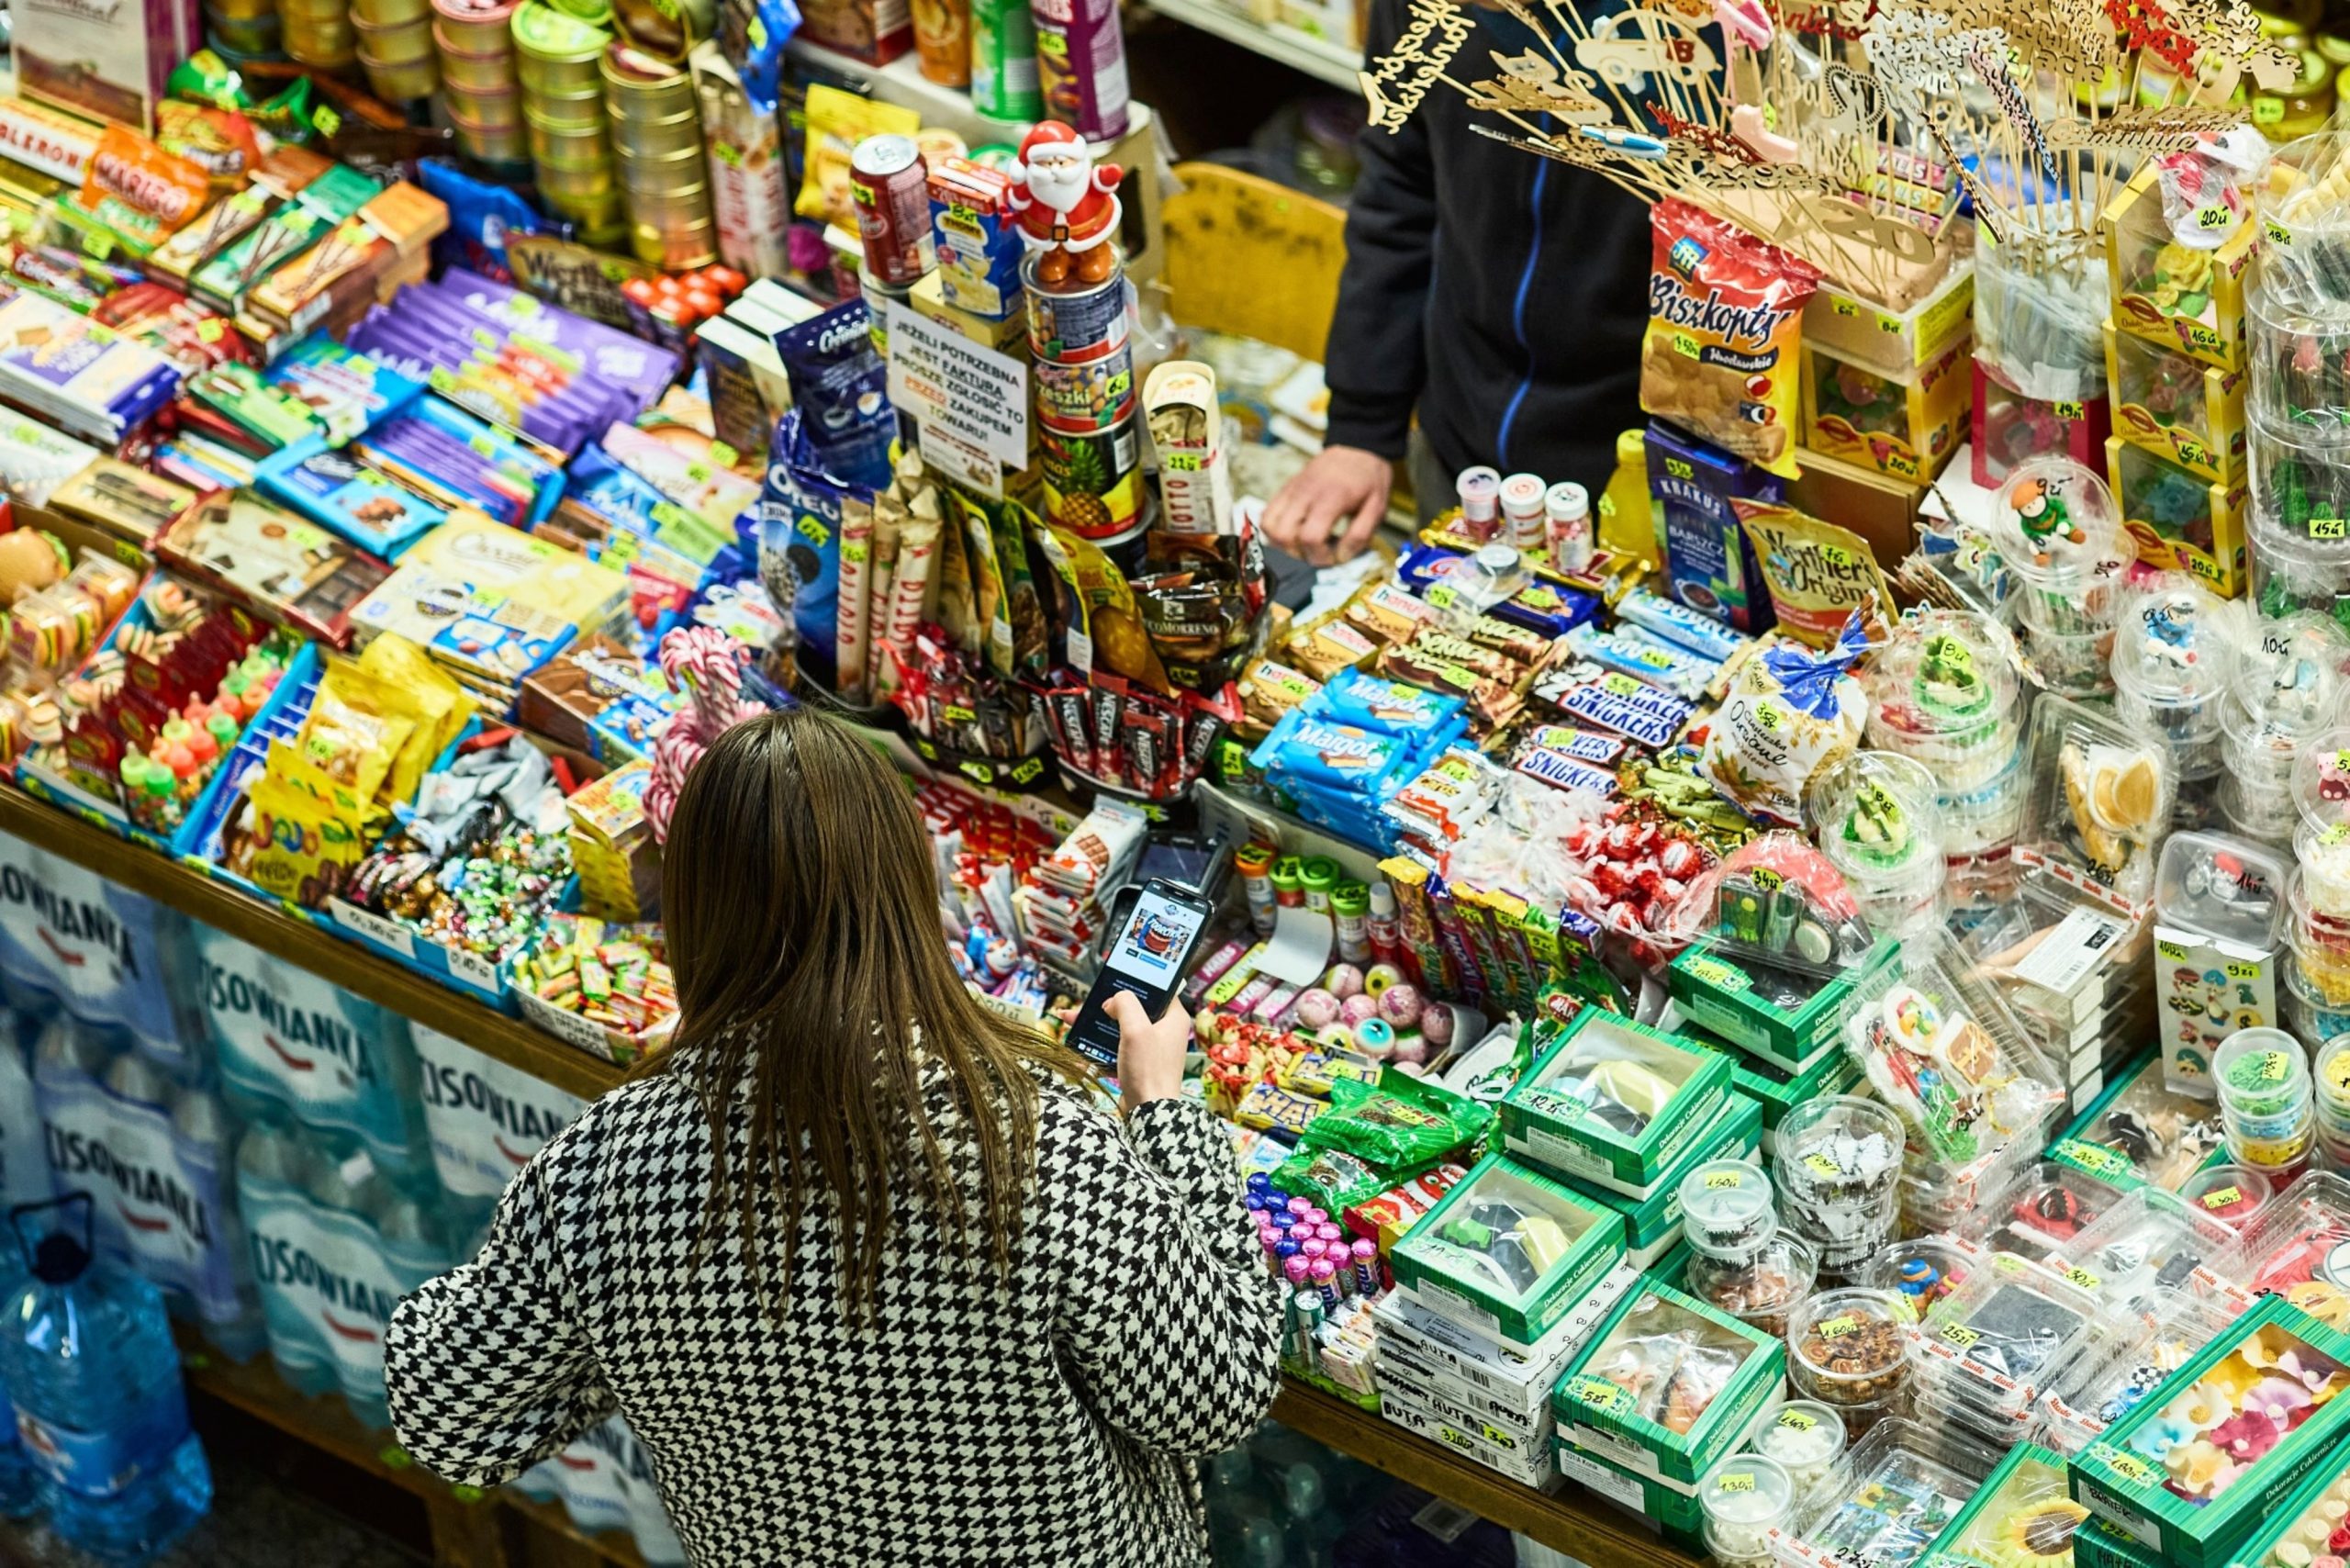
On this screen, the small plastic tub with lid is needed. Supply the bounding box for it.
[2220,609,2350,775]
[1679,1159,1818,1338]
[2111,572,2243,772]
[2214,1026,2313,1118]
[2155,828,2288,973]
[1988,457,2134,635]
[1747,1401,1846,1497]
[1863,1234,1980,1314]
[1861,610,2024,792]
[2020,621,2120,699]
[1788,1287,1913,1413]
[2176,1161,2277,1231]
[1774,1097,1907,1275]
[1807,752,1946,942]
[1905,1250,2107,1422]
[1698,1453,1795,1568]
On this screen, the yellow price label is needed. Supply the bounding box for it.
[2319,515,2350,540]
[196,319,224,343]
[1779,1410,1817,1431]
[2065,1267,2101,1292]
[2202,1185,2243,1210]
[1718,1473,1755,1494]
[1803,1152,1841,1178]
[1703,1170,1743,1189]
[1939,1322,1981,1350]
[1818,1316,1860,1339]
[2225,961,2261,980]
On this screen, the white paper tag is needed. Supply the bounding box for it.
[331,900,416,958]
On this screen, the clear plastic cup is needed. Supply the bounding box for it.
[1807,752,1947,942]
[1747,1401,1847,1497]
[2213,1026,2313,1118]
[2017,620,2118,699]
[1776,1097,1908,1276]
[2175,1161,2277,1230]
[1862,610,2025,794]
[1787,1287,1914,1414]
[1699,1453,1796,1568]
[1989,457,2133,635]
[2111,571,2244,774]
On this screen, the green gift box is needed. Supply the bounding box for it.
[2070,1295,2350,1568]
[1552,1281,1787,1488]
[1561,1092,1762,1269]
[1721,1034,1867,1156]
[1919,1442,2088,1568]
[2074,1513,2172,1568]
[1666,935,1898,1074]
[1500,1006,1735,1195]
[1550,1435,1709,1552]
[2215,1448,2350,1568]
[1389,1152,1628,1345]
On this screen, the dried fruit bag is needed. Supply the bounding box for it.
[1640,199,1822,478]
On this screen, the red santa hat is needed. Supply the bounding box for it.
[1013,119,1086,172]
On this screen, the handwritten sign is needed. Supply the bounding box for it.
[882,300,1031,468]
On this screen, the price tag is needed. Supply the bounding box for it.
[196,318,224,343]
[1818,1315,1860,1339]
[2065,1267,2101,1292]
[332,900,416,958]
[2311,516,2346,540]
[1718,1473,1755,1494]
[2201,1186,2243,1210]
[1603,673,1641,698]
[1703,1170,1743,1189]
[2225,960,2261,980]
[1751,868,1785,890]
[1803,1152,1842,1178]
[446,947,500,993]
[1778,1409,1817,1432]
[1939,1322,1981,1350]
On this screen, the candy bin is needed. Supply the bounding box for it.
[1677,1158,1817,1338]
[2067,1295,2350,1568]
[2037,1293,2239,1457]
[1986,456,2135,700]
[2105,320,2248,482]
[1774,1095,1906,1282]
[1770,1417,1998,1567]
[1807,753,1947,944]
[2110,573,2244,829]
[1862,609,2029,874]
[1698,1452,1796,1568]
[2216,610,2350,846]
[1800,339,1969,482]
[2152,830,2288,1094]
[2107,437,2250,597]
[2174,1160,2277,1233]
[1786,1288,1918,1439]
[1922,1445,2088,1568]
[2212,1025,2318,1181]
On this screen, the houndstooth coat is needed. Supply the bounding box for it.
[385,1064,1286,1566]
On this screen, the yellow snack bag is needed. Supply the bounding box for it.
[1736,502,1895,649]
[793,85,921,230]
[1639,198,1822,479]
[353,633,473,796]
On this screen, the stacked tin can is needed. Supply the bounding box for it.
[1026,251,1143,543]
[355,0,440,101]
[604,42,715,269]
[283,0,360,70]
[208,0,282,60]
[435,0,527,166]
[513,3,621,240]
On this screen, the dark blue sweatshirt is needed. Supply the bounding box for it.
[1323,0,1651,494]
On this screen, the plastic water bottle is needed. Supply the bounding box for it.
[0,1206,38,1520]
[0,1196,212,1563]
[236,1121,337,1404]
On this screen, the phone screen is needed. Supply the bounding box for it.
[1069,885,1209,1065]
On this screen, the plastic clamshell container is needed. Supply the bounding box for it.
[1386,1151,1627,1345]
[1767,1417,2000,1568]
[1786,1286,1913,1413]
[1908,1249,2109,1420]
[2034,1291,2239,1458]
[2210,1169,2350,1304]
[1667,935,1900,1075]
[1960,1159,2123,1262]
[2010,692,2177,913]
[1552,1280,1787,1489]
[1500,1006,1735,1195]
[2052,1188,2244,1320]
[1557,1090,1762,1268]
[2047,1050,2229,1195]
[1844,948,2067,1168]
[2068,1294,2350,1568]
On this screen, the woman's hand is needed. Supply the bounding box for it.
[1260,445,1393,565]
[1104,991,1192,1114]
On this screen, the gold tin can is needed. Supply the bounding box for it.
[431,0,519,52]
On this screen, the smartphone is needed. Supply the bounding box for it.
[1067,878,1216,1068]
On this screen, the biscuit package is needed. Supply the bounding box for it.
[1640,200,1822,479]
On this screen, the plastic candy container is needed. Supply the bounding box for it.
[2153,830,2288,1097]
[2110,572,2243,826]
[1961,1159,2116,1261]
[1844,953,2065,1168]
[1678,1159,1818,1339]
[1747,1401,1846,1497]
[1698,1452,1795,1568]
[1806,753,1946,944]
[2216,610,2350,846]
[1919,1445,2086,1568]
[2211,1170,2350,1315]
[1987,456,2134,698]
[1905,1250,2105,1443]
[2175,1161,2277,1233]
[1864,1235,1978,1313]
[1769,1418,1997,1568]
[2064,1056,2226,1192]
[2011,693,2176,913]
[2053,1188,2239,1319]
[1787,1287,1913,1434]
[1696,830,1876,976]
[1775,1096,1906,1280]
[2317,1035,2350,1169]
[2212,1026,2316,1180]
[1862,610,2028,860]
[2036,1294,2236,1455]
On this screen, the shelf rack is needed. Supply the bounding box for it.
[1138,0,1363,89]
[0,781,1696,1568]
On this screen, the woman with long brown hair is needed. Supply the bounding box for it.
[385,708,1285,1565]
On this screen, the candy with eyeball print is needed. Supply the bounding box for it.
[1379,982,1426,1029]
[1364,962,1405,997]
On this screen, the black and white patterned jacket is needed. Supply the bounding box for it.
[385,1062,1286,1567]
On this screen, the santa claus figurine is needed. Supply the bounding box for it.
[1006,120,1124,287]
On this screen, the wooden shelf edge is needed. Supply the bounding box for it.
[504,1493,652,1568]
[1138,0,1362,88]
[0,781,624,1101]
[1270,1381,1705,1568]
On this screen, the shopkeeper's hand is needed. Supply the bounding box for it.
[1105,990,1191,1114]
[1262,444,1393,566]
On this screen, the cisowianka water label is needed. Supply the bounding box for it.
[0,831,183,1061]
[410,1023,584,1205]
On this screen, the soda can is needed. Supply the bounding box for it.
[1032,0,1129,139]
[850,133,936,287]
[970,0,1042,119]
[1033,342,1135,434]
[1023,250,1126,364]
[1041,414,1145,540]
